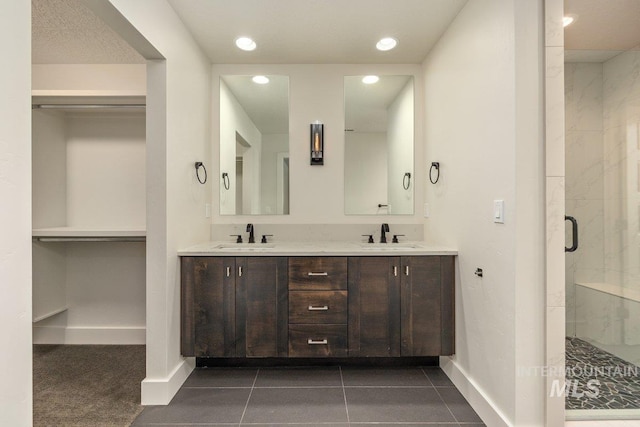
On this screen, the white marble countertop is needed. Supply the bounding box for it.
[178,241,457,256]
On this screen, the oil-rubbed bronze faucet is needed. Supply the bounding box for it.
[246,223,255,243]
[380,223,390,243]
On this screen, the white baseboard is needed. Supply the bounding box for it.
[33,325,145,344]
[439,356,512,427]
[141,357,195,405]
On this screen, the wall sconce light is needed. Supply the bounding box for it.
[310,122,324,165]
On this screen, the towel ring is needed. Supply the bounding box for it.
[429,162,440,184]
[222,172,230,190]
[403,172,412,190]
[195,162,207,184]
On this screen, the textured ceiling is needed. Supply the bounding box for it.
[167,0,468,64]
[31,0,144,64]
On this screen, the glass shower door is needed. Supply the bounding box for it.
[565,47,640,415]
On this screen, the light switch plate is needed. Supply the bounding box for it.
[423,203,430,218]
[493,200,504,223]
[205,203,211,218]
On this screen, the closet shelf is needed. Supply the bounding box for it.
[33,307,68,323]
[32,227,146,242]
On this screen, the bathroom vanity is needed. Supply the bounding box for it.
[179,242,456,359]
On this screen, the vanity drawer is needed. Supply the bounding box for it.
[289,291,347,324]
[288,324,348,357]
[288,257,347,290]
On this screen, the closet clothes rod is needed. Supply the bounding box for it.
[32,104,146,109]
[33,237,146,243]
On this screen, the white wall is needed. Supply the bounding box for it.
[219,79,262,215]
[65,114,146,227]
[260,133,288,214]
[387,79,414,215]
[32,64,145,95]
[33,241,146,344]
[0,1,32,426]
[211,64,423,225]
[107,0,212,405]
[423,0,545,425]
[32,110,67,228]
[345,132,388,214]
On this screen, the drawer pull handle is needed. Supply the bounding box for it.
[308,272,328,276]
[393,266,398,276]
[308,305,329,311]
[238,266,243,277]
[307,339,328,345]
[226,266,231,277]
[405,266,409,276]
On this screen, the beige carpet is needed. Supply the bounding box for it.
[33,345,145,427]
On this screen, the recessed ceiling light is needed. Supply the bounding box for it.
[362,75,380,84]
[235,37,256,51]
[563,15,576,27]
[376,37,397,51]
[252,75,269,84]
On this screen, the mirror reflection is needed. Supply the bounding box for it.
[344,75,414,215]
[220,75,290,215]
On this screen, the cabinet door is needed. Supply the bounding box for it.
[236,257,288,357]
[181,257,236,357]
[348,257,401,357]
[400,256,449,356]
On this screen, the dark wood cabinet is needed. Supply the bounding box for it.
[181,256,287,358]
[181,257,235,357]
[348,256,455,357]
[288,257,348,357]
[181,254,454,359]
[348,257,401,357]
[236,257,288,357]
[400,256,455,356]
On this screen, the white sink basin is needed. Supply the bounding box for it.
[358,243,422,250]
[215,243,276,250]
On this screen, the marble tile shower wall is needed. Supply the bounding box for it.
[603,50,640,290]
[566,51,640,356]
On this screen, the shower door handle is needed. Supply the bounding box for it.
[565,216,578,253]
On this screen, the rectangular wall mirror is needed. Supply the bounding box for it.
[220,75,290,215]
[344,75,414,215]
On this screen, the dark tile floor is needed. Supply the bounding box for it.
[132,366,485,426]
